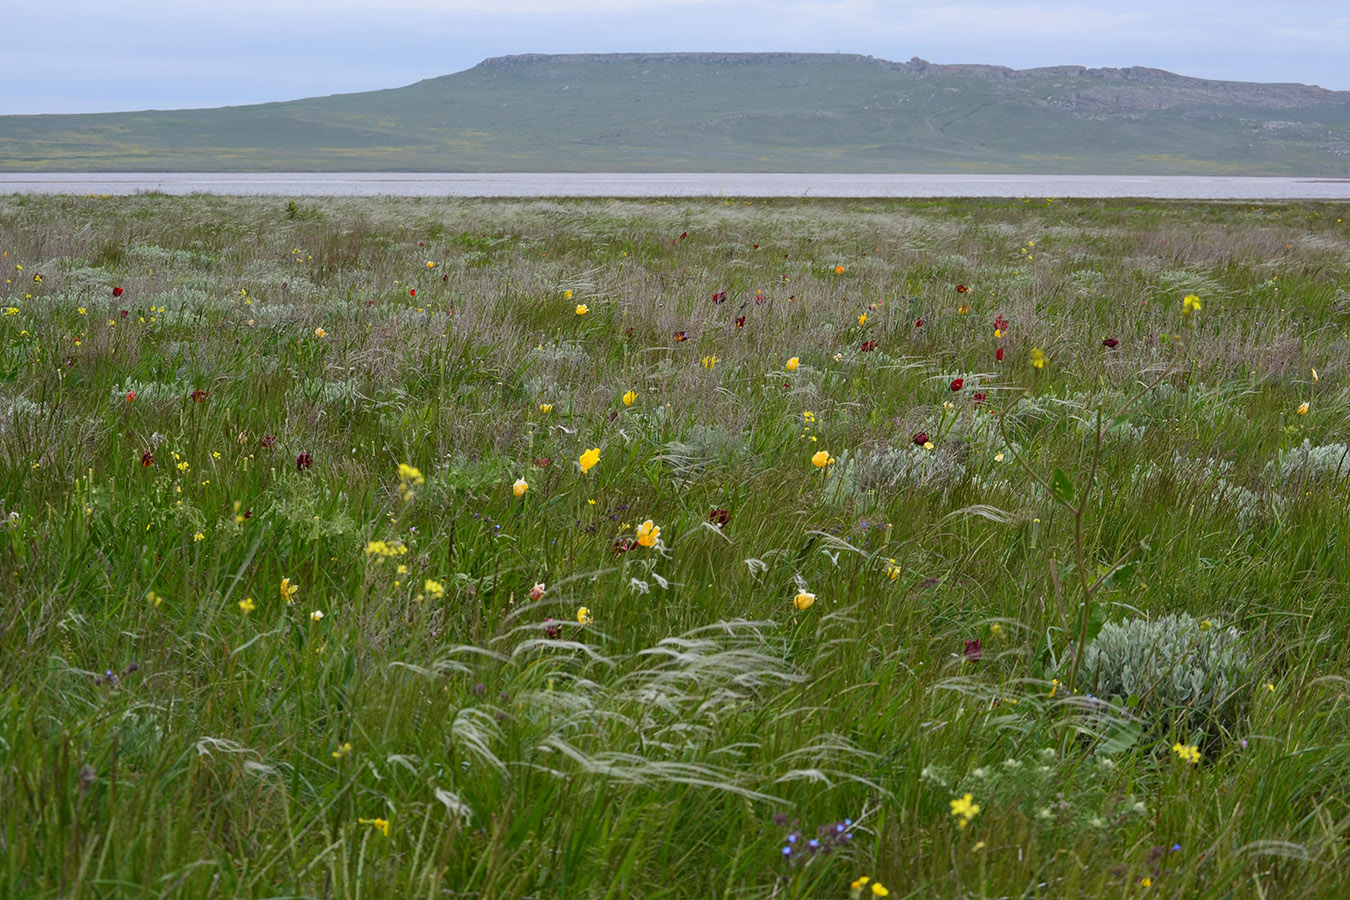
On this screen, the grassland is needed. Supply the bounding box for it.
[1,192,1350,899]
[2,53,1349,174]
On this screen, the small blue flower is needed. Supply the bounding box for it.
[781,846,791,856]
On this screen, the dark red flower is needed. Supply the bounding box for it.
[914,318,924,328]
[709,507,731,527]
[963,639,983,661]
[366,299,375,307]
[140,451,154,467]
[994,314,1008,331]
[956,284,969,294]
[624,327,634,336]
[972,392,987,404]
[418,242,425,247]
[296,451,313,471]
[712,290,727,304]
[680,232,688,240]
[120,310,128,319]
[752,244,759,250]
[912,431,929,446]
[673,330,689,342]
[860,340,877,352]
[995,347,1005,362]
[533,457,551,467]
[409,289,416,297]
[1102,338,1120,349]
[611,538,636,554]
[243,508,253,520]
[112,286,124,297]
[755,290,768,306]
[261,434,277,450]
[189,389,208,403]
[735,316,745,328]
[543,618,563,640]
[950,378,964,392]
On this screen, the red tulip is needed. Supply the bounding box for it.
[956,284,968,294]
[914,318,924,328]
[950,378,964,392]
[112,286,124,297]
[995,347,1004,362]
[912,431,929,446]
[409,289,416,297]
[1102,338,1120,349]
[963,639,983,661]
[860,340,877,352]
[140,451,154,467]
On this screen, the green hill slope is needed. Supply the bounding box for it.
[3,52,1349,173]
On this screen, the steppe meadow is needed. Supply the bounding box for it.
[2,193,1349,898]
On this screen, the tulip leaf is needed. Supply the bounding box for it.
[1050,468,1075,504]
[1094,717,1143,756]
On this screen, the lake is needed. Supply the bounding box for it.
[3,172,1350,199]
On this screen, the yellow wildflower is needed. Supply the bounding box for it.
[834,264,846,274]
[811,449,833,468]
[1171,742,1201,764]
[314,327,326,338]
[563,289,573,300]
[513,477,528,498]
[579,447,600,474]
[622,390,637,406]
[785,357,799,372]
[1297,401,1309,415]
[424,579,445,599]
[539,403,553,414]
[358,817,390,837]
[1183,294,1202,315]
[701,355,717,369]
[950,793,981,829]
[577,606,593,625]
[280,577,298,604]
[793,591,816,611]
[239,596,255,613]
[857,312,867,326]
[575,304,588,315]
[332,741,352,759]
[636,519,660,547]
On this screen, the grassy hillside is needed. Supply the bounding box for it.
[2,194,1350,897]
[2,53,1350,173]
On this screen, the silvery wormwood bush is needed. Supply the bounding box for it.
[1080,613,1252,734]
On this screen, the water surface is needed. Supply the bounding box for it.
[3,172,1349,199]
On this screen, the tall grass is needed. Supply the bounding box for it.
[1,193,1349,898]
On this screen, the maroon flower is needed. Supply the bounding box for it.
[956,284,969,294]
[611,538,636,554]
[1102,338,1120,349]
[140,451,155,467]
[534,457,552,467]
[712,290,727,304]
[755,290,769,306]
[261,434,277,450]
[680,232,688,240]
[735,316,745,328]
[120,310,128,319]
[914,317,924,328]
[912,431,929,446]
[709,507,731,527]
[995,347,1005,362]
[409,288,416,297]
[543,618,563,639]
[963,639,983,661]
[860,340,877,352]
[296,451,313,471]
[112,286,124,297]
[673,330,689,342]
[752,244,759,250]
[189,389,208,403]
[972,391,987,404]
[623,327,634,336]
[993,314,1008,332]
[950,378,964,392]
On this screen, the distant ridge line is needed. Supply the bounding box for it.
[472,52,1345,95]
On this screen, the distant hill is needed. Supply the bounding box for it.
[3,53,1349,174]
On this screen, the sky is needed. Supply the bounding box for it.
[3,0,1348,115]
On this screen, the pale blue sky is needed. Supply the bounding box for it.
[4,0,1348,114]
